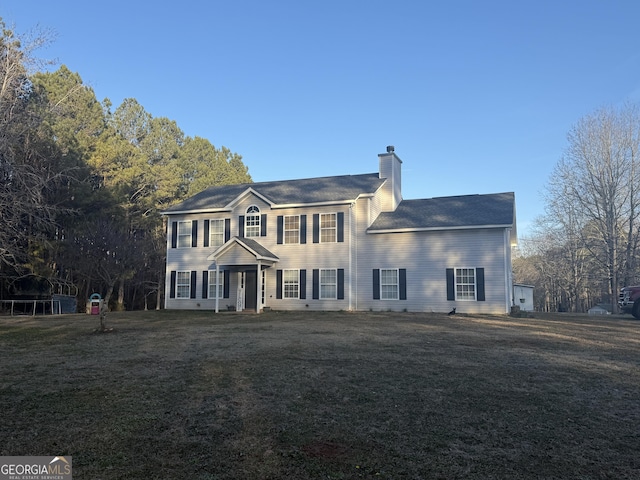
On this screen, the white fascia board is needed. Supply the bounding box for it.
[272,194,375,210]
[162,207,231,216]
[367,224,513,234]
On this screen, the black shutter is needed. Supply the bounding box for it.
[312,269,319,299]
[337,212,344,242]
[276,270,283,299]
[203,220,210,247]
[170,271,176,298]
[313,214,319,243]
[337,268,345,300]
[223,270,230,298]
[190,271,197,299]
[277,216,284,244]
[399,268,407,300]
[202,271,209,299]
[261,214,267,236]
[224,218,231,242]
[373,269,380,300]
[300,270,306,300]
[476,268,485,301]
[191,221,198,247]
[171,222,178,248]
[300,215,307,244]
[239,216,245,237]
[446,268,455,301]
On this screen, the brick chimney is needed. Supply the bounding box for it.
[378,145,402,211]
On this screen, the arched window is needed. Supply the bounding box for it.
[245,205,261,237]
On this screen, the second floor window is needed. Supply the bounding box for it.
[320,213,336,243]
[210,219,225,248]
[177,221,192,248]
[245,206,261,238]
[284,215,300,244]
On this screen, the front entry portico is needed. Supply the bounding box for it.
[207,237,279,313]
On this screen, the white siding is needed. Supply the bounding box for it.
[355,228,511,314]
[165,193,514,314]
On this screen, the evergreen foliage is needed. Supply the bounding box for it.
[0,19,252,310]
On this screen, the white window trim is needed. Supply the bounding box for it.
[319,212,337,243]
[245,205,261,238]
[380,268,399,300]
[284,214,300,244]
[177,221,192,249]
[455,267,477,301]
[208,270,225,299]
[209,218,225,249]
[176,271,191,299]
[283,269,300,299]
[320,268,337,300]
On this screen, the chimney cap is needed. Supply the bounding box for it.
[386,145,395,153]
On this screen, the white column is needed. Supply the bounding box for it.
[215,264,220,313]
[256,261,262,313]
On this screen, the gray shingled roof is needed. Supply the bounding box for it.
[369,192,515,230]
[164,173,385,212]
[232,237,279,260]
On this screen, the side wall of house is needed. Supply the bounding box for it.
[353,224,512,314]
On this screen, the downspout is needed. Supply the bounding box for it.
[504,228,512,313]
[349,202,353,311]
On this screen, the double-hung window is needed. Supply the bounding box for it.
[283,270,300,299]
[245,206,261,238]
[208,270,225,299]
[284,215,300,244]
[177,221,192,248]
[320,213,336,243]
[455,268,476,300]
[176,271,191,298]
[209,219,225,249]
[380,268,399,300]
[320,269,337,299]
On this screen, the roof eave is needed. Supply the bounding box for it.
[367,223,514,234]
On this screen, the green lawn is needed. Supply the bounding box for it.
[1,310,639,479]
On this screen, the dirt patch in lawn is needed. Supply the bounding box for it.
[1,310,639,479]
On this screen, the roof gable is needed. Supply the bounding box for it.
[208,237,279,263]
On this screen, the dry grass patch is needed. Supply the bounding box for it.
[0,310,639,479]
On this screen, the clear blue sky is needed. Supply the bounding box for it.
[5,1,640,237]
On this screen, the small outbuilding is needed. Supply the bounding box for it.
[513,284,534,312]
[588,304,611,316]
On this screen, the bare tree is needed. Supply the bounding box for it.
[545,104,640,311]
[0,21,62,270]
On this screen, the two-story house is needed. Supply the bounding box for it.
[162,147,517,313]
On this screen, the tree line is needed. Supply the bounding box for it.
[514,103,640,313]
[0,21,251,310]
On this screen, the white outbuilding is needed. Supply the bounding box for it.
[513,284,534,312]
